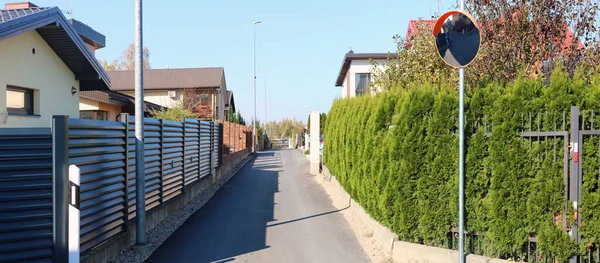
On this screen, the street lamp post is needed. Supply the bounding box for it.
[253,20,261,153]
[264,69,267,140]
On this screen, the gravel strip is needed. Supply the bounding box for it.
[110,155,254,263]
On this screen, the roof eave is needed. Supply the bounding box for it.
[0,7,110,91]
[335,53,397,87]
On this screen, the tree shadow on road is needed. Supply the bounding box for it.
[146,151,281,263]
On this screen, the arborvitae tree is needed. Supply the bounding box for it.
[418,89,457,246]
[322,65,600,260]
[393,89,434,241]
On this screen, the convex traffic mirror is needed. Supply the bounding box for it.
[433,10,481,68]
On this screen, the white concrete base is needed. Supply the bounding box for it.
[320,165,519,263]
[310,162,320,175]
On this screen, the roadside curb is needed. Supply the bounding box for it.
[317,165,518,263]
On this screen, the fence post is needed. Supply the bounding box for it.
[160,119,165,203]
[569,106,580,263]
[52,115,69,263]
[182,117,187,190]
[196,120,202,180]
[210,122,215,178]
[120,113,130,230]
[219,123,223,166]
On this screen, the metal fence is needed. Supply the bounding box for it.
[68,118,129,253]
[0,116,229,261]
[0,128,54,263]
[67,115,223,254]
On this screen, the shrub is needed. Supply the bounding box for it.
[323,66,600,261]
[150,104,197,121]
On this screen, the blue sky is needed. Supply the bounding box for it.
[6,0,454,123]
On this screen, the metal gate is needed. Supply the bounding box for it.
[520,106,600,262]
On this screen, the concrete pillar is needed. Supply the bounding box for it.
[309,111,320,175]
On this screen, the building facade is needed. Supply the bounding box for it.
[109,68,229,121]
[0,3,109,127]
[335,51,397,99]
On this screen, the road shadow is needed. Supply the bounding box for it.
[266,206,349,228]
[146,151,280,263]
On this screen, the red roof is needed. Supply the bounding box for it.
[406,20,436,40]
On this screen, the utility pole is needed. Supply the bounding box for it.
[264,69,267,139]
[132,0,150,252]
[253,20,261,153]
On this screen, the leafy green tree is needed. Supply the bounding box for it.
[373,0,600,91]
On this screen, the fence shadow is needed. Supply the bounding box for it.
[146,151,280,263]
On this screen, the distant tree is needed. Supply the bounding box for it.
[320,113,327,135]
[99,43,151,71]
[237,112,246,125]
[227,109,235,122]
[307,113,326,134]
[265,118,305,139]
[371,21,455,91]
[99,59,118,71]
[227,109,246,125]
[469,0,600,82]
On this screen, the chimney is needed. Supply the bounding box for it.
[4,2,38,10]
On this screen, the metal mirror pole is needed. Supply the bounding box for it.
[133,0,150,251]
[458,2,466,263]
[458,67,465,263]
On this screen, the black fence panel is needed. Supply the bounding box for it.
[216,123,223,165]
[126,117,163,219]
[68,118,128,253]
[183,118,200,186]
[0,115,224,259]
[161,120,184,202]
[199,121,212,178]
[0,128,53,263]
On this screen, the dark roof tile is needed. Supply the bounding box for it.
[108,68,224,91]
[0,7,50,23]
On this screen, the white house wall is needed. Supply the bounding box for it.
[79,97,100,110]
[342,59,389,98]
[0,31,80,127]
[120,90,183,108]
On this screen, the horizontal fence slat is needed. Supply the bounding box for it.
[0,130,53,262]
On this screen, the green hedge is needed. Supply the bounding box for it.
[323,67,600,261]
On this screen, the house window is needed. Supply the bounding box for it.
[355,73,371,96]
[80,110,108,121]
[6,86,34,115]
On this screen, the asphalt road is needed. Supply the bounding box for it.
[146,148,370,263]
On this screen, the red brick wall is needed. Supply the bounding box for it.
[216,120,252,155]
